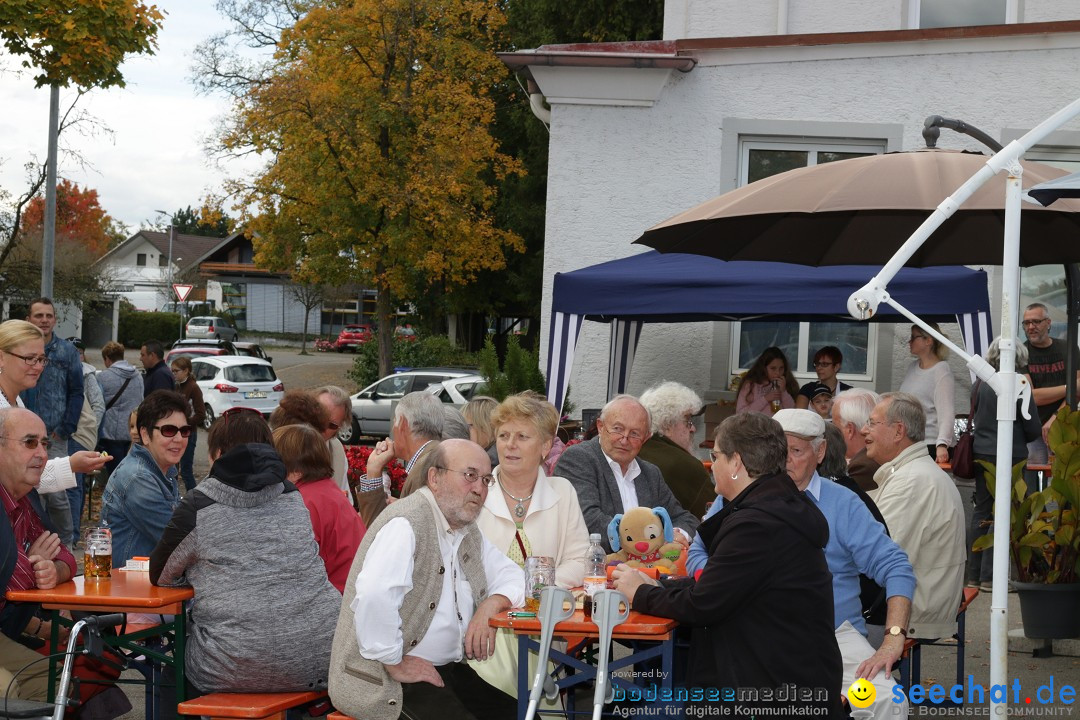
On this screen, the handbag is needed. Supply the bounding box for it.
[951,380,978,479]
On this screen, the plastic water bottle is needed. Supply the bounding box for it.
[583,533,607,618]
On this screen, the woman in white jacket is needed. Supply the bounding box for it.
[472,391,591,696]
[0,321,108,495]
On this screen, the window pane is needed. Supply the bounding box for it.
[747,149,808,184]
[737,321,800,369]
[807,323,870,375]
[920,0,1006,28]
[136,254,146,266]
[818,151,874,164]
[225,365,277,383]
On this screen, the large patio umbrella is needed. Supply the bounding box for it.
[634,148,1080,265]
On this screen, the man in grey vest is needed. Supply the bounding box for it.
[329,438,524,720]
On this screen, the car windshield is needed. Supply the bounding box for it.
[189,318,210,326]
[225,364,277,383]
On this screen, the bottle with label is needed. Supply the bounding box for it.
[583,533,607,618]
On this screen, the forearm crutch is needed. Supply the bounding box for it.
[523,585,575,720]
[591,589,630,720]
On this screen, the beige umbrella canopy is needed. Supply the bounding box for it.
[635,148,1080,266]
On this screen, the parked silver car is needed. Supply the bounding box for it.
[339,368,480,443]
[186,315,240,341]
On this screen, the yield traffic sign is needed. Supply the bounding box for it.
[173,284,193,302]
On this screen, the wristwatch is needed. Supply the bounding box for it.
[887,625,908,638]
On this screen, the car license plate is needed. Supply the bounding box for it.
[245,390,267,399]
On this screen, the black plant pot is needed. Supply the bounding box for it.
[1014,582,1080,639]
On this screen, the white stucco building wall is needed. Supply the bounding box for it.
[509,5,1080,419]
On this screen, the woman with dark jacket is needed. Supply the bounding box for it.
[967,337,1042,590]
[170,356,206,492]
[613,412,843,718]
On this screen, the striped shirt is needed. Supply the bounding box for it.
[0,485,77,613]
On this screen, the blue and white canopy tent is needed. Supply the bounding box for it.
[545,251,993,413]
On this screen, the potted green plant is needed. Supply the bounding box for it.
[973,405,1080,639]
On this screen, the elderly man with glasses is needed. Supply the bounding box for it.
[1022,302,1080,460]
[329,438,524,720]
[554,395,698,552]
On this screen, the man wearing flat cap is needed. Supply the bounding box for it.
[689,409,915,719]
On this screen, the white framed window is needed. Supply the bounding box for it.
[729,137,886,383]
[909,0,1015,29]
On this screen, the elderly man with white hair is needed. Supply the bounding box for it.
[831,388,882,492]
[637,381,713,519]
[862,392,966,640]
[688,408,914,718]
[355,391,445,526]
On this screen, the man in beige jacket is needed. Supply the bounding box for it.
[862,392,966,639]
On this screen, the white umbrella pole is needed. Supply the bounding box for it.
[988,165,1024,715]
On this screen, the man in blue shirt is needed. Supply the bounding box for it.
[19,298,82,545]
[688,409,914,718]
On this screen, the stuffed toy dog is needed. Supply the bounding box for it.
[605,506,682,573]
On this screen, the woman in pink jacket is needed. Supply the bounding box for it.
[736,346,798,416]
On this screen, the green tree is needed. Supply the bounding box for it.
[201,0,524,378]
[170,203,232,237]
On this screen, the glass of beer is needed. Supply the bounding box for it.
[84,527,112,580]
[523,556,555,611]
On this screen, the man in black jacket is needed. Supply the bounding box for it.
[139,339,174,397]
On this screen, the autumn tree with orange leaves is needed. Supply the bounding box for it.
[198,0,523,377]
[20,180,125,257]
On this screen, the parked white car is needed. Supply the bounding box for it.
[339,368,482,443]
[191,356,284,428]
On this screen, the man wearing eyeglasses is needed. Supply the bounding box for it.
[19,298,83,550]
[861,393,965,641]
[330,438,524,720]
[1022,303,1080,459]
[554,395,698,552]
[0,407,76,703]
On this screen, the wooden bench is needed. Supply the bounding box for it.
[177,690,327,719]
[327,713,354,720]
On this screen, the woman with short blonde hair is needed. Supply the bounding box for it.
[471,392,589,697]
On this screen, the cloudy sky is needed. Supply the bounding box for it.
[0,0,258,233]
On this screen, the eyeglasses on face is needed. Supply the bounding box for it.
[436,466,496,487]
[602,424,646,444]
[0,435,51,451]
[863,419,897,430]
[3,350,49,368]
[153,424,194,438]
[1021,318,1050,328]
[812,361,834,368]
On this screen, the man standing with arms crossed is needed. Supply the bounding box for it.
[19,298,81,546]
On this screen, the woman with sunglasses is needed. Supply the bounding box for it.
[0,320,108,494]
[101,390,190,568]
[898,322,956,463]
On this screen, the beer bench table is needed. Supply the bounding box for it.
[490,608,678,719]
[6,570,193,719]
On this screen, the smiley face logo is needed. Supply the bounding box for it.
[847,678,876,709]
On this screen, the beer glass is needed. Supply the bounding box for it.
[84,527,112,580]
[523,556,555,611]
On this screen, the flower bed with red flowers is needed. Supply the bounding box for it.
[344,445,409,496]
